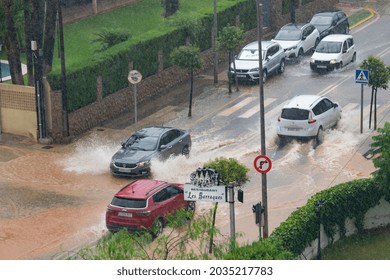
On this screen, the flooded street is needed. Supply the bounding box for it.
[0,83,381,259]
[2,26,390,257]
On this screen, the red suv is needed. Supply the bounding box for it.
[106,179,195,237]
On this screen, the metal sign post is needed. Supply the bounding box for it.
[128,70,142,124]
[355,69,369,134]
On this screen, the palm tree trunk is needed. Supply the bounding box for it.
[374,88,377,130]
[24,0,34,86]
[42,0,59,75]
[369,88,374,129]
[188,70,193,117]
[3,0,24,84]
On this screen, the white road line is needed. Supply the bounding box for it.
[341,103,359,112]
[239,98,276,118]
[218,97,256,117]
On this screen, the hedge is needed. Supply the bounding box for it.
[225,177,385,259]
[47,0,257,112]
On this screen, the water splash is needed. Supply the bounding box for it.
[58,132,118,175]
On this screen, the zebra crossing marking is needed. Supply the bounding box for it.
[218,97,256,117]
[239,98,276,118]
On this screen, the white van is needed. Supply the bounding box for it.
[310,34,356,72]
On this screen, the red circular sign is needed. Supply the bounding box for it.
[254,155,272,174]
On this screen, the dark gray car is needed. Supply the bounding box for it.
[310,10,349,39]
[110,126,191,177]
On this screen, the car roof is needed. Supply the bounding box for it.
[281,23,310,30]
[313,10,344,16]
[135,126,175,137]
[115,179,171,199]
[321,34,353,42]
[243,40,277,50]
[283,95,323,110]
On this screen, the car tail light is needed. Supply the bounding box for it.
[308,112,316,124]
[138,210,152,216]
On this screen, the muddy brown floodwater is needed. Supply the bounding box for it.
[0,143,127,260]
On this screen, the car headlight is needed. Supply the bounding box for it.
[286,46,297,51]
[249,68,259,72]
[137,161,150,168]
[330,59,337,64]
[310,58,315,63]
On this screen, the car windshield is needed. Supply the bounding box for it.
[124,135,158,151]
[274,29,301,41]
[111,197,147,208]
[281,108,310,120]
[315,41,342,53]
[237,49,265,60]
[310,15,333,25]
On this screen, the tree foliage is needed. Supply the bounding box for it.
[170,44,203,117]
[203,157,249,186]
[371,122,390,200]
[216,25,245,93]
[359,56,390,129]
[162,0,179,17]
[71,209,229,260]
[92,28,131,52]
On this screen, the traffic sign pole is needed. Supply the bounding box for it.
[355,69,369,134]
[361,84,363,134]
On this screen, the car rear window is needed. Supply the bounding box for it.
[281,108,309,120]
[111,197,147,208]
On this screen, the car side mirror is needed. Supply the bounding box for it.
[302,36,307,40]
[159,144,167,150]
[333,103,338,108]
[121,141,126,148]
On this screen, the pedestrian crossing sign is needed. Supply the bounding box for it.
[355,69,369,84]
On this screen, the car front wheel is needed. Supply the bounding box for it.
[151,218,164,238]
[315,127,324,146]
[262,70,267,83]
[278,59,286,74]
[182,146,190,158]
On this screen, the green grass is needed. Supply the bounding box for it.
[349,9,372,27]
[322,226,390,260]
[54,0,245,72]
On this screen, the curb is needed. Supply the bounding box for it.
[350,8,376,29]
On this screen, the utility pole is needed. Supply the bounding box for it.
[256,0,269,238]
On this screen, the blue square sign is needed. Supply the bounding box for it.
[355,69,369,84]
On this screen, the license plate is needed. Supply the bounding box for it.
[317,65,327,69]
[118,167,130,172]
[237,74,246,78]
[118,212,132,217]
[288,128,300,131]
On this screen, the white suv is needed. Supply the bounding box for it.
[272,23,320,59]
[277,95,342,144]
[310,34,356,72]
[230,40,286,83]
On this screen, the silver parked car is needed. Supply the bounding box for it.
[272,23,320,59]
[277,95,342,145]
[230,40,286,83]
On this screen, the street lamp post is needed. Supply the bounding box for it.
[31,40,46,141]
[315,200,325,260]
